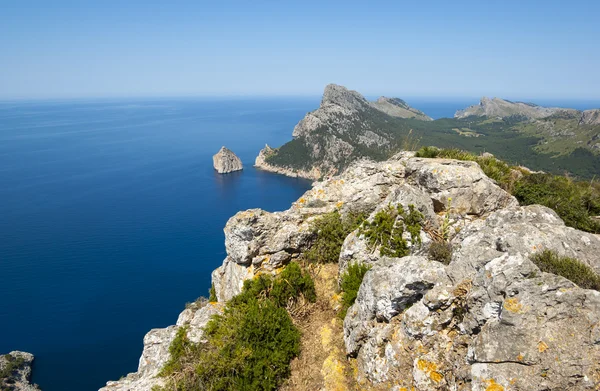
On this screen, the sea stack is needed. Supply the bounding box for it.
[213,146,243,174]
[0,351,40,390]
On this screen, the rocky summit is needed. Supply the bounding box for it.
[103,152,600,390]
[212,146,243,174]
[455,96,580,120]
[255,84,431,180]
[0,351,40,391]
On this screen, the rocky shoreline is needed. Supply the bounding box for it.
[254,144,321,180]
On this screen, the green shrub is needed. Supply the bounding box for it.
[530,250,600,290]
[304,210,365,263]
[208,284,217,302]
[513,174,600,233]
[339,262,372,319]
[158,262,315,391]
[360,204,424,257]
[428,241,453,265]
[0,354,25,382]
[231,261,316,308]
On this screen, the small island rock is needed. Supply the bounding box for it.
[0,351,40,391]
[213,146,243,174]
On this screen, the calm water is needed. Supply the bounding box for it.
[1,96,599,391]
[0,98,317,390]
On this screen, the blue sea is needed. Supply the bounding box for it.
[1,96,599,391]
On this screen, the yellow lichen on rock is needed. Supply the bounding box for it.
[538,340,548,353]
[503,297,524,313]
[416,359,443,383]
[485,379,505,391]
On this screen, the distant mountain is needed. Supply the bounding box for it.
[370,97,432,121]
[256,84,430,179]
[255,85,600,180]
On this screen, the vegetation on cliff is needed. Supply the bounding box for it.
[339,263,371,319]
[304,210,365,264]
[359,204,424,257]
[157,262,316,391]
[530,250,600,290]
[416,146,600,233]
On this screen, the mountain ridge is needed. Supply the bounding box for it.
[257,85,600,180]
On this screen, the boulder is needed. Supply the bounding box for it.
[405,157,518,215]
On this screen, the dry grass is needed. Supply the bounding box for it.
[282,263,358,391]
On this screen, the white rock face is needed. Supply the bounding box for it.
[212,146,242,174]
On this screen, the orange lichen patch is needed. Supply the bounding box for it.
[485,379,505,391]
[339,179,345,184]
[336,201,344,209]
[503,297,524,313]
[416,359,443,383]
[298,197,306,204]
[517,353,524,361]
[538,340,549,353]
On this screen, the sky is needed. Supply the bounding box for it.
[1,0,599,100]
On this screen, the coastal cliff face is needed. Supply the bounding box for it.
[213,146,243,174]
[0,351,40,391]
[103,151,600,390]
[254,84,430,180]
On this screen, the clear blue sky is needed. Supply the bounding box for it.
[2,0,599,99]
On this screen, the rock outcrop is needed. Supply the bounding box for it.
[102,151,600,391]
[454,97,579,119]
[100,301,223,391]
[581,109,600,125]
[0,351,39,391]
[212,146,242,174]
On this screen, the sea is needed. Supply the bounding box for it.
[1,96,599,390]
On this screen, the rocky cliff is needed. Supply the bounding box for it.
[0,351,40,391]
[254,84,430,180]
[103,152,600,390]
[581,109,600,125]
[213,146,243,174]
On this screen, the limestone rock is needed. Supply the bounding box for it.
[344,256,450,356]
[580,109,600,125]
[0,351,39,391]
[343,202,600,390]
[100,301,223,391]
[404,157,518,215]
[212,146,242,174]
[455,97,579,120]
